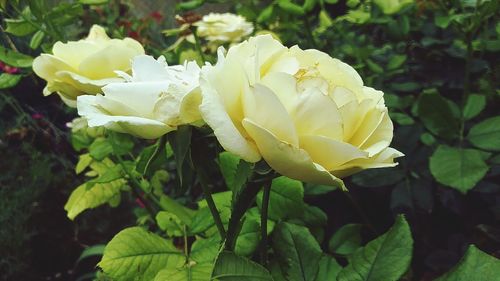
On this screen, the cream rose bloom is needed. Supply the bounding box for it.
[77,55,202,139]
[33,25,144,107]
[195,13,253,44]
[199,35,403,188]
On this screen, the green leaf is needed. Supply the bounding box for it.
[176,0,205,11]
[29,30,45,49]
[64,179,126,220]
[256,176,304,221]
[328,224,363,256]
[390,112,414,125]
[155,263,212,281]
[430,145,489,193]
[169,126,192,187]
[299,205,327,228]
[211,251,274,281]
[467,116,500,151]
[387,55,407,70]
[277,0,305,16]
[77,244,106,263]
[219,152,252,194]
[257,5,274,23]
[366,59,384,74]
[315,255,342,281]
[435,245,500,281]
[89,138,113,161]
[99,227,185,281]
[190,207,215,234]
[391,82,420,92]
[0,73,22,89]
[235,216,260,256]
[373,0,414,15]
[157,211,185,237]
[4,18,37,36]
[417,90,460,140]
[273,222,322,281]
[190,237,220,264]
[159,195,195,225]
[337,215,413,281]
[79,0,109,4]
[463,94,486,120]
[75,153,93,174]
[136,142,167,176]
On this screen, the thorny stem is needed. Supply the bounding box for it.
[109,135,159,220]
[260,180,272,266]
[196,167,227,240]
[344,192,378,235]
[190,26,206,63]
[459,33,474,146]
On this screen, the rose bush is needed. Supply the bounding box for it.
[195,13,253,44]
[200,35,403,187]
[33,25,144,106]
[77,55,202,139]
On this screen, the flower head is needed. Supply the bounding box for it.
[77,55,202,139]
[199,35,403,188]
[33,25,144,107]
[195,13,253,44]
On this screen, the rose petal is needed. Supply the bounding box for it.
[242,118,345,188]
[243,83,298,147]
[199,76,261,162]
[299,135,368,171]
[77,95,173,139]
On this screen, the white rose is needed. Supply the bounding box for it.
[33,25,144,107]
[77,55,202,139]
[199,35,403,188]
[195,13,254,44]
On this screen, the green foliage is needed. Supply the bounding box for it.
[337,215,413,281]
[99,227,185,281]
[211,251,274,281]
[272,222,323,281]
[467,116,500,151]
[328,224,363,256]
[0,73,22,89]
[256,176,304,221]
[430,145,490,193]
[436,245,500,281]
[417,90,460,141]
[0,45,33,67]
[155,263,212,281]
[65,179,126,220]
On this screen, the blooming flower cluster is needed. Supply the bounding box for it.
[33,22,402,187]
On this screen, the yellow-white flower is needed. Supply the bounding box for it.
[195,13,253,44]
[199,35,403,188]
[33,25,144,107]
[77,55,202,139]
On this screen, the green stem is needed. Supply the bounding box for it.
[190,26,206,63]
[343,192,378,235]
[459,34,474,146]
[303,15,318,48]
[225,180,262,251]
[196,167,227,240]
[143,135,167,175]
[260,180,272,266]
[109,134,158,219]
